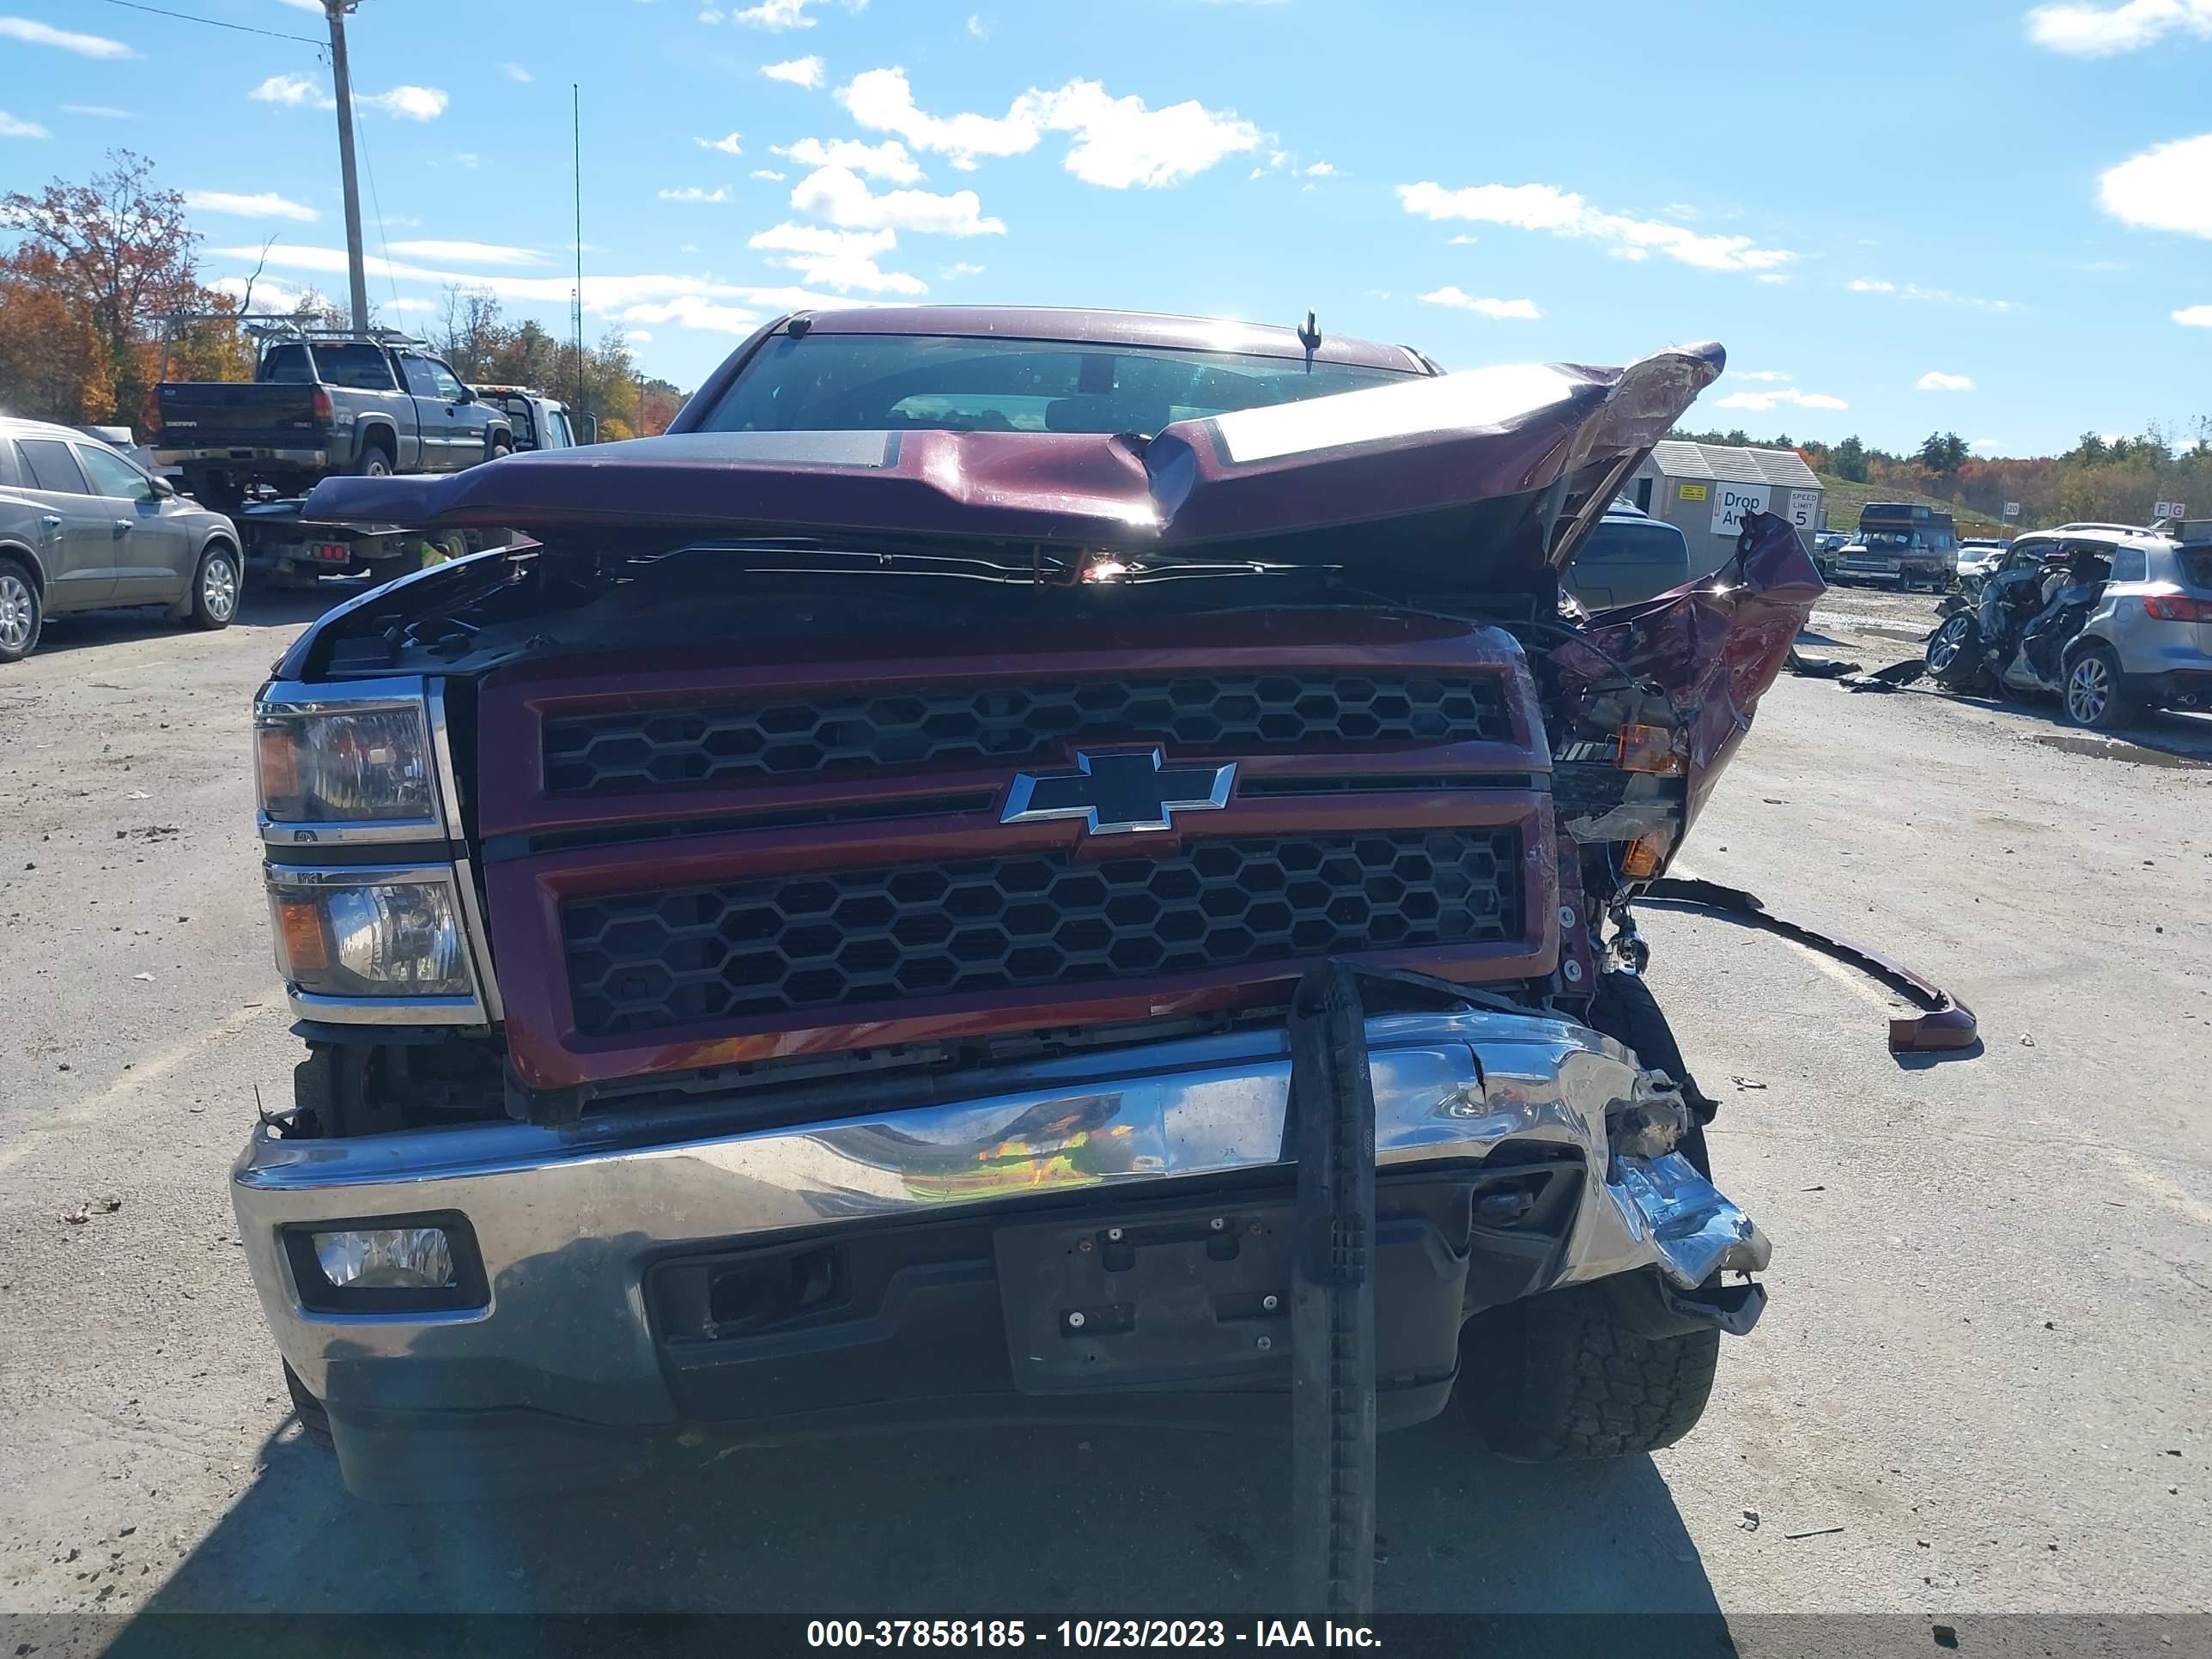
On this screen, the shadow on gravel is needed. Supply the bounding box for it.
[30,588,355,660]
[100,1401,1722,1638]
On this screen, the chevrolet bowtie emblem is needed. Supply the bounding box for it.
[1001,749,1237,836]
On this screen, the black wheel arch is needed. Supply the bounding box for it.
[356,422,398,463]
[0,541,49,594]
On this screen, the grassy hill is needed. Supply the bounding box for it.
[1816,475,2008,538]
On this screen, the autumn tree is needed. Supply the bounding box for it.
[434,288,685,437]
[1,150,211,425]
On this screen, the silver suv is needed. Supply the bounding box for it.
[2043,531,2212,726]
[0,416,245,663]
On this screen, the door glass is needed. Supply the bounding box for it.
[76,443,151,500]
[428,362,469,402]
[549,411,574,447]
[398,356,444,398]
[15,439,91,494]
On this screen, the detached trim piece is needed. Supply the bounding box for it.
[1638,878,1978,1054]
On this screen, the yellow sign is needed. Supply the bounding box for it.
[1677,483,1709,501]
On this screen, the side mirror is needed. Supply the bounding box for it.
[149,476,177,500]
[455,387,475,404]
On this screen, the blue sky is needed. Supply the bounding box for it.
[3,0,2208,454]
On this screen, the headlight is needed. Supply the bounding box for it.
[267,866,481,1011]
[255,686,442,838]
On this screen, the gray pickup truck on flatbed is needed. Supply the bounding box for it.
[155,333,513,514]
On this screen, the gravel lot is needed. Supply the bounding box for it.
[1,586,2206,1644]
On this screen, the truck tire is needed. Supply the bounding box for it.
[356,441,394,478]
[1455,1279,1720,1461]
[0,556,41,664]
[282,1360,334,1451]
[188,543,240,629]
[489,440,513,462]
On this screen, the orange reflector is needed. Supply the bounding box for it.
[1616,723,1680,775]
[1621,835,1664,880]
[276,899,328,975]
[256,725,298,803]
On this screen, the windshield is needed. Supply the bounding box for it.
[1856,530,1917,551]
[691,332,1415,436]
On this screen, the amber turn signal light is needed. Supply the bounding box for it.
[1620,835,1665,880]
[276,898,329,975]
[1615,724,1682,775]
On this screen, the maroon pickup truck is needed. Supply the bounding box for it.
[234,307,1816,1545]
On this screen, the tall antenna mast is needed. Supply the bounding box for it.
[572,84,586,428]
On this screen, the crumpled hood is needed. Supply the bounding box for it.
[303,343,1723,578]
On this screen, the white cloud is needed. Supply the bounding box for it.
[940,260,985,277]
[625,329,653,343]
[1755,273,1792,285]
[389,239,543,265]
[451,152,481,168]
[1715,387,1849,411]
[619,296,761,333]
[1917,371,1977,392]
[216,241,877,332]
[2099,132,2212,238]
[1303,161,1338,177]
[659,185,732,203]
[1416,286,1540,320]
[1970,437,2002,451]
[1850,276,2017,310]
[251,74,447,120]
[735,0,861,27]
[0,109,51,138]
[697,131,744,155]
[272,0,323,10]
[1027,80,1261,189]
[382,296,435,313]
[1731,370,1794,382]
[790,164,1003,234]
[62,105,133,118]
[362,85,448,120]
[751,168,787,181]
[839,67,1036,170]
[838,67,1260,186]
[2026,0,2212,55]
[1396,180,1793,272]
[502,63,532,82]
[1446,233,1477,246]
[0,16,133,58]
[699,4,723,16]
[774,136,922,181]
[750,223,923,293]
[184,189,319,222]
[762,55,825,88]
[2173,304,2212,325]
[251,73,332,110]
[967,12,987,36]
[209,273,318,313]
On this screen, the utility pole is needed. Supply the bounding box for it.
[323,0,371,333]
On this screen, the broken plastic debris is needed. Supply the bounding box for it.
[1739,1509,1761,1531]
[132,972,154,982]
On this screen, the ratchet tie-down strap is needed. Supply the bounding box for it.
[1286,961,1377,1622]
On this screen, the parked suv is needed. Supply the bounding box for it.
[0,415,243,663]
[2059,532,2212,726]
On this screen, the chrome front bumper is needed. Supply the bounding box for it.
[234,1008,1768,1429]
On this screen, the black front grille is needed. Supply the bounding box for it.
[563,829,1523,1036]
[544,673,1511,796]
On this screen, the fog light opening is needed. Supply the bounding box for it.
[283,1212,487,1314]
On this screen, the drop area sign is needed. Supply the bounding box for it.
[1711,483,1771,537]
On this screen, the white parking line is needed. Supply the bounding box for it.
[0,1001,276,1178]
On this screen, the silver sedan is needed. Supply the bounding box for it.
[0,415,244,664]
